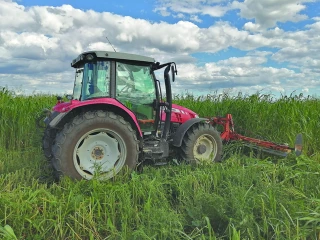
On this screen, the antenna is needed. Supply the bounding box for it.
[106,36,116,52]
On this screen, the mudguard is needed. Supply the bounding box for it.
[171,118,208,147]
[45,99,142,136]
[45,111,67,127]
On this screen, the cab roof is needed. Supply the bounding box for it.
[71,51,155,67]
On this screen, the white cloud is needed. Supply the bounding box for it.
[171,52,315,96]
[174,13,185,19]
[155,0,314,30]
[233,0,313,29]
[0,0,319,96]
[190,15,202,23]
[154,0,231,20]
[243,22,262,32]
[218,55,267,67]
[154,6,171,17]
[0,0,35,31]
[0,71,74,95]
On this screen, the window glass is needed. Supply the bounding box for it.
[73,68,83,100]
[116,62,155,104]
[116,62,156,131]
[81,61,110,100]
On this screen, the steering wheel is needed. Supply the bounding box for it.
[119,85,133,93]
[118,76,136,93]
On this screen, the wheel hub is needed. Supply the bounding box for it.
[74,131,124,179]
[91,146,104,160]
[193,134,217,162]
[197,144,207,154]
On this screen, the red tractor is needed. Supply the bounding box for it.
[42,51,302,180]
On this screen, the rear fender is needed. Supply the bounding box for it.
[47,99,142,137]
[172,118,208,147]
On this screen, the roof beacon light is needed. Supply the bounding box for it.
[86,54,94,61]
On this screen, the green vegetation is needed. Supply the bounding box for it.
[0,88,319,239]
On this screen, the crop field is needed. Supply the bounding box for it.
[0,88,319,239]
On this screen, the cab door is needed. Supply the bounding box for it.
[115,62,156,132]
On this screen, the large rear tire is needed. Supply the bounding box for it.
[42,127,57,161]
[179,123,223,164]
[52,110,139,180]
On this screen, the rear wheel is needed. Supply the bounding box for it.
[52,110,139,180]
[42,127,57,161]
[179,123,222,164]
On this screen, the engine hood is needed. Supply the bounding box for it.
[161,103,199,123]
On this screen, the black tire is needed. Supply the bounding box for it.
[52,110,139,180]
[40,127,62,182]
[179,122,223,164]
[42,127,57,160]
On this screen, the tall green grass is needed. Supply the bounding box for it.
[0,88,319,239]
[0,88,56,150]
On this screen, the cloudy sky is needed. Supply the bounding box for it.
[0,0,319,96]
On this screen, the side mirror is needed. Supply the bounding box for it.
[56,95,63,104]
[164,65,171,82]
[171,65,175,82]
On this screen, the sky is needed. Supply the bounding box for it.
[0,0,320,97]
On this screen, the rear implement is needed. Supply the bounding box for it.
[210,114,303,157]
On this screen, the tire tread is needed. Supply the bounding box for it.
[52,110,139,180]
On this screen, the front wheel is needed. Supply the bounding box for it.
[179,123,223,164]
[52,110,139,180]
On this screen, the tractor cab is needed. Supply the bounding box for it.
[70,51,167,133]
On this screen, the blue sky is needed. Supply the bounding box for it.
[0,0,320,96]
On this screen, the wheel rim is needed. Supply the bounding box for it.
[73,128,126,180]
[193,134,218,162]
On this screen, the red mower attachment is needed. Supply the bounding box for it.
[210,114,303,157]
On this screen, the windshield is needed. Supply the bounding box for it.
[74,61,110,100]
[116,62,155,103]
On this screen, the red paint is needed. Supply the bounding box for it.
[210,114,292,154]
[161,103,198,123]
[52,98,142,136]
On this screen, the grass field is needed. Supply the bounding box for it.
[0,88,319,239]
